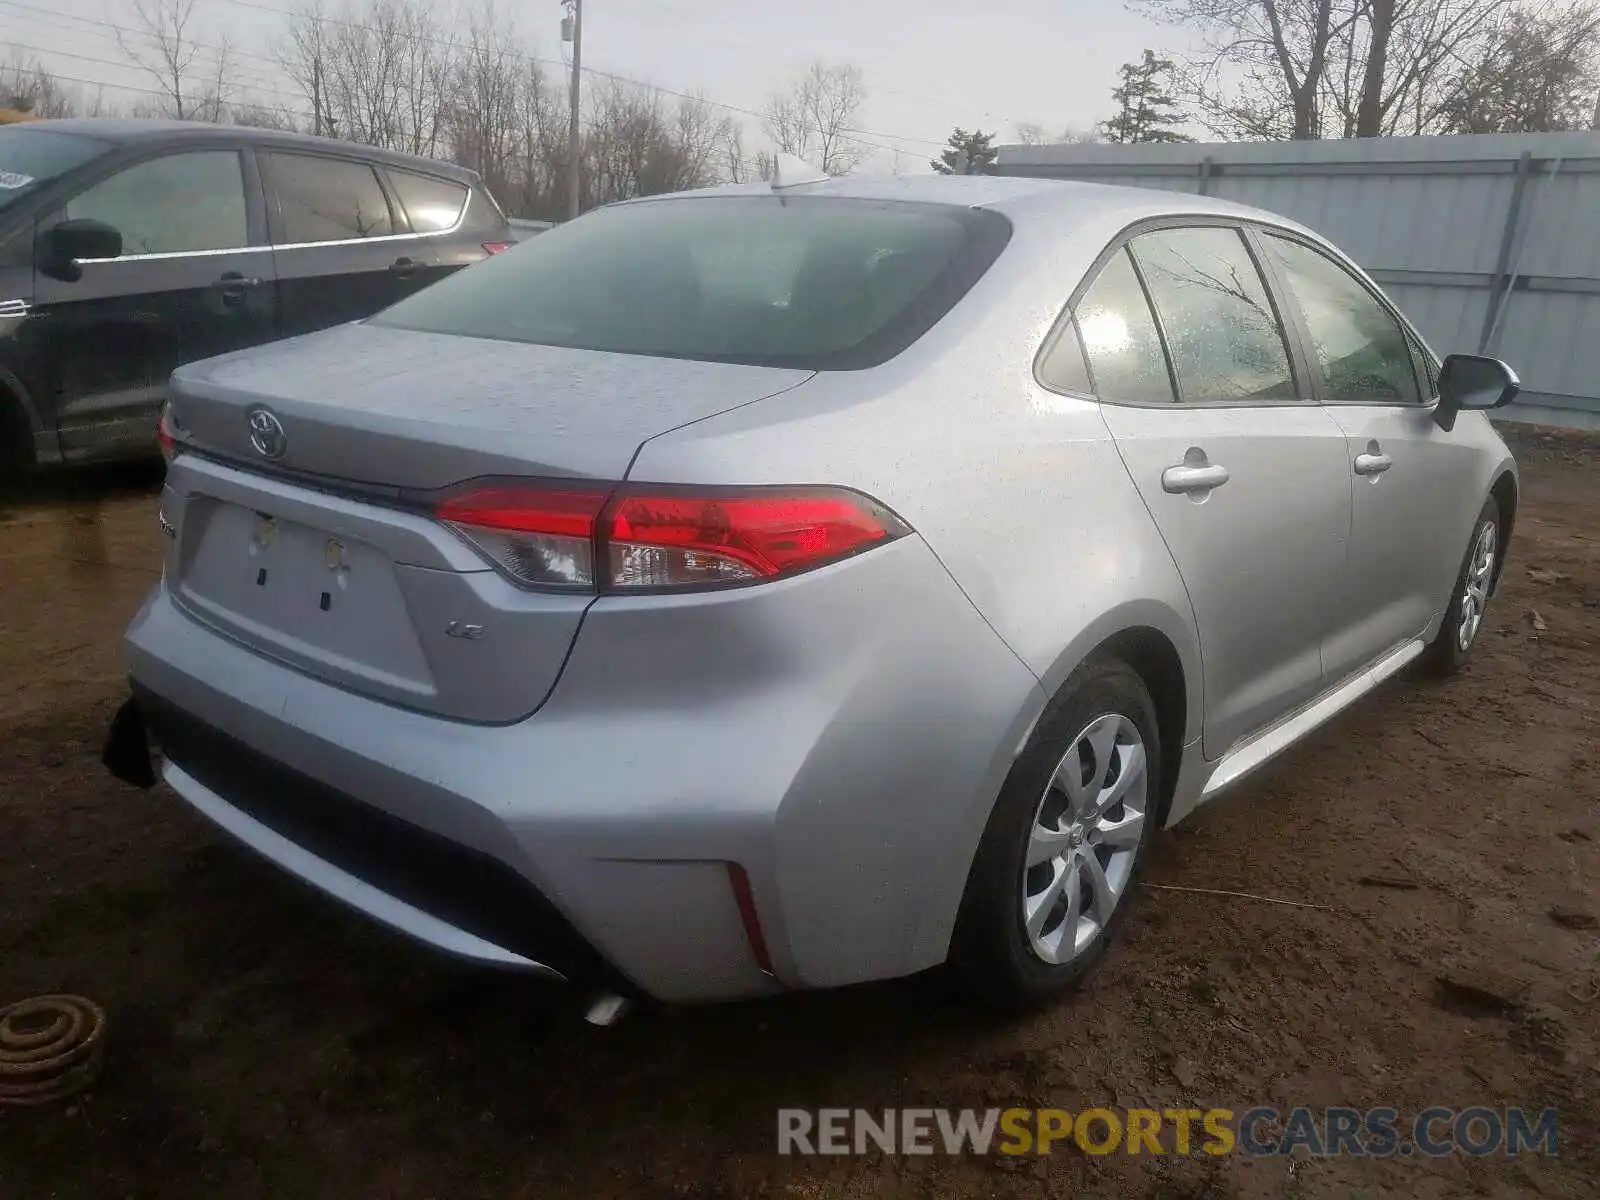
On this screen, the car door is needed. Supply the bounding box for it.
[31,147,275,459]
[1256,230,1483,685]
[1079,224,1353,758]
[262,150,439,337]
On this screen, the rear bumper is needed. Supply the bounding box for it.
[120,536,1045,1003]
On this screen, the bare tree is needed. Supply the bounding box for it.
[282,0,456,155]
[1013,121,1103,144]
[1,49,78,118]
[1136,0,1511,139]
[447,2,527,200]
[115,0,234,122]
[280,1,336,135]
[232,102,303,131]
[1434,1,1600,133]
[762,61,868,175]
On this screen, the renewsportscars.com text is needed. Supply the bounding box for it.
[777,1106,1559,1158]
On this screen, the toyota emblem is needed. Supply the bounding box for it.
[246,406,287,460]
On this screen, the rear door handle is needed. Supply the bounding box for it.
[1161,463,1231,494]
[389,257,421,277]
[1354,451,1393,476]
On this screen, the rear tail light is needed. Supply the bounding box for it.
[433,482,909,593]
[481,240,514,255]
[157,402,179,464]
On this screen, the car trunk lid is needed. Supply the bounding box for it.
[160,324,813,722]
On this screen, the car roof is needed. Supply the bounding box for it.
[16,118,479,184]
[633,172,1318,240]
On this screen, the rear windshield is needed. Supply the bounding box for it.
[369,195,1012,369]
[0,127,112,210]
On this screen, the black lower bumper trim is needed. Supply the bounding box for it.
[130,684,635,994]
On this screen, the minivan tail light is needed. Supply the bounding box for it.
[433,483,909,592]
[481,240,514,255]
[157,402,179,464]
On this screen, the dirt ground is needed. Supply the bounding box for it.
[1,426,1596,1199]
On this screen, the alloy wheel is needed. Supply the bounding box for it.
[1021,712,1148,965]
[1457,519,1497,652]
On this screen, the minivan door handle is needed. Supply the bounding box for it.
[389,257,421,278]
[1354,449,1393,476]
[211,271,262,302]
[1161,462,1231,494]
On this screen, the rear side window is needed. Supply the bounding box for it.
[1261,233,1421,405]
[1130,227,1297,404]
[369,196,1012,370]
[269,153,394,243]
[1071,247,1175,404]
[388,170,467,233]
[65,151,248,254]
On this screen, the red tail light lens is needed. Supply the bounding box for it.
[606,489,908,590]
[481,241,514,255]
[435,485,610,590]
[434,483,909,592]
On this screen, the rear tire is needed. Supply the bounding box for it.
[1422,496,1501,676]
[948,656,1161,1010]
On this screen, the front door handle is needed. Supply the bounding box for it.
[389,257,421,278]
[1161,462,1231,494]
[211,271,262,301]
[1354,451,1393,476]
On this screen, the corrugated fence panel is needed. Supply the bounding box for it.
[996,133,1600,428]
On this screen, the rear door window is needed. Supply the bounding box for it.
[1128,226,1298,404]
[387,170,468,233]
[269,153,394,243]
[1070,247,1175,404]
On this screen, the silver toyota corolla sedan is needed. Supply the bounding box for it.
[105,172,1519,1019]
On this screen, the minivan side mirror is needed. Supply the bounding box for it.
[38,218,123,282]
[1434,353,1519,432]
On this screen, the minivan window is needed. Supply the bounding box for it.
[0,127,112,210]
[65,151,248,255]
[1073,247,1175,404]
[270,153,394,243]
[369,196,1013,370]
[1130,226,1297,404]
[389,170,467,233]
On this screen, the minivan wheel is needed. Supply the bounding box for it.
[1423,496,1501,676]
[948,656,1160,1009]
[0,393,33,481]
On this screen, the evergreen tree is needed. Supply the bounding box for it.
[1102,50,1192,144]
[932,127,999,174]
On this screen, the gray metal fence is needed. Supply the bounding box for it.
[996,133,1600,430]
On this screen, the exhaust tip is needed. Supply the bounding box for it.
[583,993,630,1027]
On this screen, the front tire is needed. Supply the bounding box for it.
[948,656,1161,1009]
[1423,496,1501,676]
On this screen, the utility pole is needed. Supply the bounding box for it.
[562,0,583,220]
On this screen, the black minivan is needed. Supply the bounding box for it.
[0,118,514,475]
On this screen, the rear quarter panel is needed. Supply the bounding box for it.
[627,200,1206,966]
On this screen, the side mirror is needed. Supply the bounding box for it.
[1434,353,1519,432]
[38,218,123,282]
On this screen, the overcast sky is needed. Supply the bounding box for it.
[10,0,1207,168]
